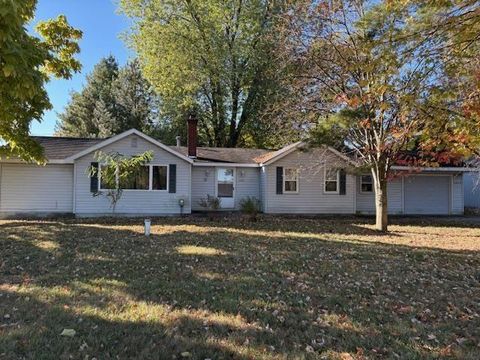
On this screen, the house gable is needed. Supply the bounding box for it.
[73,132,192,216]
[261,147,356,214]
[66,129,193,164]
[258,142,357,167]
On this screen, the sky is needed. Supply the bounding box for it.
[30,0,134,136]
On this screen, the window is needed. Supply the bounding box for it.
[99,164,169,191]
[120,166,149,190]
[324,168,339,193]
[217,168,234,197]
[360,175,373,193]
[99,165,117,190]
[152,166,168,190]
[283,168,299,193]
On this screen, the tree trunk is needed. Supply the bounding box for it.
[372,167,388,232]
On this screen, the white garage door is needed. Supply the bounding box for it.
[404,176,450,215]
[0,164,73,213]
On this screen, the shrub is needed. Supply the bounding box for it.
[239,196,262,221]
[198,195,221,211]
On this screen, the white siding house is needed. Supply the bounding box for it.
[0,163,73,215]
[0,128,469,217]
[464,173,480,209]
[261,149,356,214]
[356,177,403,215]
[73,133,192,216]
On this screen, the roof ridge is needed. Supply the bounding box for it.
[32,135,107,140]
[169,145,273,151]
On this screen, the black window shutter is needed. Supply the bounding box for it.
[90,162,99,193]
[169,164,177,193]
[276,167,283,194]
[339,169,347,195]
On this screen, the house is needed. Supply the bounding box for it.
[0,118,469,217]
[464,173,480,209]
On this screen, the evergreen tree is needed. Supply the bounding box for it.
[112,60,158,135]
[56,56,119,137]
[56,57,159,138]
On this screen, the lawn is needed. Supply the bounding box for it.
[1,215,480,359]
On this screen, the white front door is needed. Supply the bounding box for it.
[216,168,235,208]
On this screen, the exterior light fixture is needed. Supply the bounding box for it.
[178,198,185,217]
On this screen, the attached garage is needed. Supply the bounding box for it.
[404,175,450,215]
[0,164,74,215]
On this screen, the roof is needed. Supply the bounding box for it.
[172,146,271,164]
[29,134,352,165]
[65,129,193,163]
[253,142,303,165]
[32,136,105,160]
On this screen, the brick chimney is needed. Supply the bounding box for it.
[187,113,198,158]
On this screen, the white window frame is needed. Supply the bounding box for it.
[324,168,340,194]
[98,164,169,192]
[283,168,299,194]
[150,164,169,192]
[360,174,373,193]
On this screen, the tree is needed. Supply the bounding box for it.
[0,1,82,162]
[56,57,158,138]
[112,60,158,135]
[272,0,479,231]
[119,0,286,147]
[56,56,119,137]
[89,150,153,212]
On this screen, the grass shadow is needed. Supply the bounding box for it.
[1,217,480,359]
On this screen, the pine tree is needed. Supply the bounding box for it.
[56,56,119,137]
[112,60,158,134]
[56,57,159,138]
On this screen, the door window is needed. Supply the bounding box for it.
[217,168,234,197]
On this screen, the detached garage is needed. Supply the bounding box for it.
[0,164,73,215]
[404,176,451,215]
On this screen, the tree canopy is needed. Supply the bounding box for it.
[270,0,479,230]
[119,0,289,148]
[0,0,82,162]
[56,57,159,138]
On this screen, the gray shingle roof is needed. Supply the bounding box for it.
[31,136,274,163]
[171,146,272,164]
[32,136,105,160]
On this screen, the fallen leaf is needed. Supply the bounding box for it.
[60,329,76,337]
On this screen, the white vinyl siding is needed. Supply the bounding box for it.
[191,167,216,211]
[356,177,403,215]
[464,173,480,208]
[235,167,260,209]
[452,174,464,214]
[74,134,191,216]
[191,166,260,211]
[263,149,355,214]
[260,167,267,212]
[0,164,73,213]
[355,174,463,215]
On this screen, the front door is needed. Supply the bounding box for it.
[216,168,235,208]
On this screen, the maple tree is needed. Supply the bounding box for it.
[271,0,479,231]
[0,1,82,162]
[119,0,287,147]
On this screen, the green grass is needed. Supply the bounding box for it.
[1,215,480,359]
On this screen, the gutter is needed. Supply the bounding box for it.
[193,162,260,168]
[391,166,477,172]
